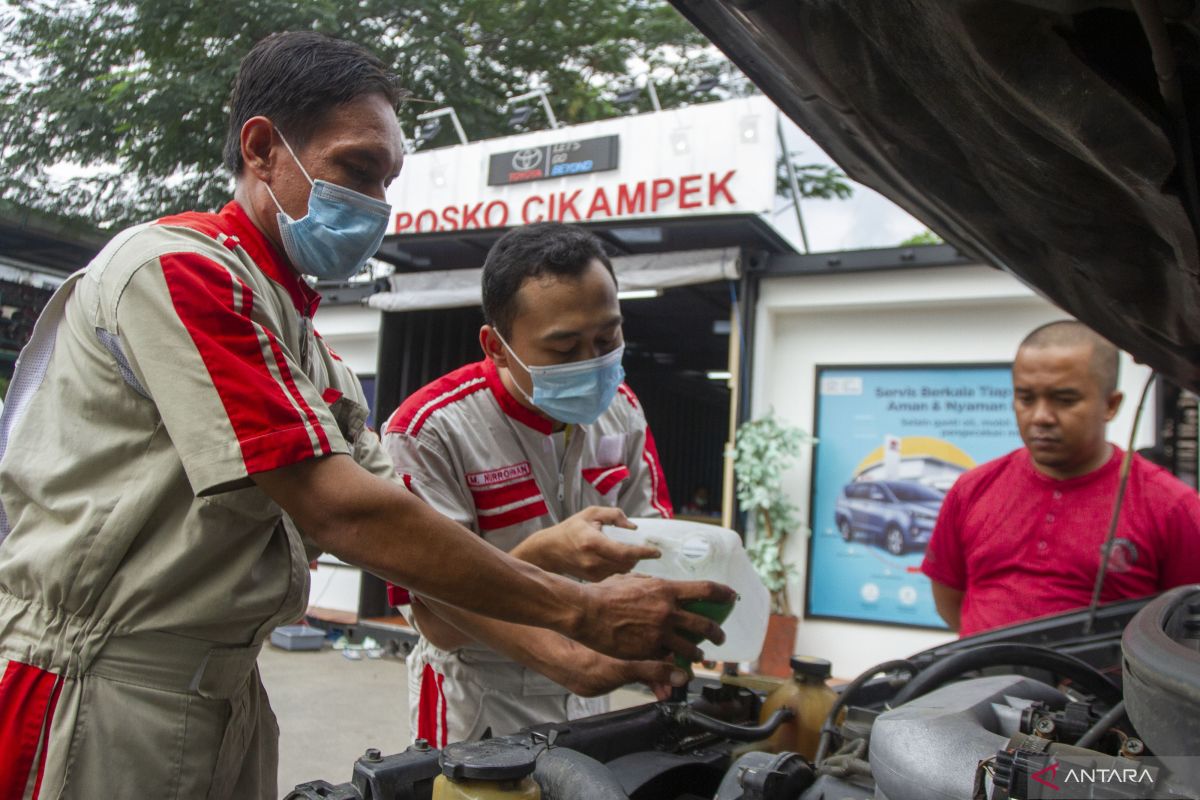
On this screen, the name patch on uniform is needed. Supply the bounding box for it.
[466,461,533,488]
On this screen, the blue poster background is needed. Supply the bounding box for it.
[807,365,1024,627]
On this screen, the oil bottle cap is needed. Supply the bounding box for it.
[790,655,832,680]
[439,738,538,782]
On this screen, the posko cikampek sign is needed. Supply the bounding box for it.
[386,95,779,236]
[394,171,739,233]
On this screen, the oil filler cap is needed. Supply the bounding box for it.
[439,738,539,782]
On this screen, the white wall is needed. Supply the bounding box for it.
[751,264,1156,678]
[315,303,382,377]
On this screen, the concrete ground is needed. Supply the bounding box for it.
[259,643,650,794]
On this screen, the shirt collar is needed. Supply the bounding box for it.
[220,201,322,317]
[482,357,555,435]
[1022,444,1122,487]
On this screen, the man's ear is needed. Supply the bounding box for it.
[480,325,509,368]
[1104,390,1125,422]
[241,116,277,182]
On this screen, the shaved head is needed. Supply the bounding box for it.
[1019,320,1119,395]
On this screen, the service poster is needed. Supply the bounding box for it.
[807,364,1024,627]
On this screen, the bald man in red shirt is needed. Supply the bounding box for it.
[922,321,1200,636]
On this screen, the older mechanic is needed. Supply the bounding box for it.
[923,320,1200,636]
[0,33,730,799]
[383,222,680,745]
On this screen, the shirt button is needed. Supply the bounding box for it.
[1037,541,1049,552]
[1045,513,1055,523]
[1053,491,1062,500]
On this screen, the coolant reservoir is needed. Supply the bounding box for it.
[603,518,770,662]
[431,739,542,800]
[759,656,838,759]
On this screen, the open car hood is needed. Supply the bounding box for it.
[671,0,1200,391]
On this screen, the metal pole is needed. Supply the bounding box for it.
[447,110,468,145]
[777,116,811,254]
[646,79,662,113]
[538,91,560,129]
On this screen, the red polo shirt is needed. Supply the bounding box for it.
[922,446,1200,636]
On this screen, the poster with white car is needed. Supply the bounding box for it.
[808,364,1024,627]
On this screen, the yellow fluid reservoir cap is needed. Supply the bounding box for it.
[439,739,539,782]
[790,656,832,680]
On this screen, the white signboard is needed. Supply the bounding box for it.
[385,95,780,235]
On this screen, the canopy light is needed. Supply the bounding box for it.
[417,119,442,141]
[617,288,661,301]
[507,106,535,128]
[414,107,469,149]
[503,89,560,130]
[707,370,733,381]
[614,86,642,105]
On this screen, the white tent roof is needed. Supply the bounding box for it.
[367,248,740,313]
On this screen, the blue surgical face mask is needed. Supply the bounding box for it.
[263,132,391,281]
[494,331,626,425]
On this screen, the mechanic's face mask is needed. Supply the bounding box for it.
[263,131,391,282]
[493,330,625,425]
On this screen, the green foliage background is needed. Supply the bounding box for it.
[0,0,727,229]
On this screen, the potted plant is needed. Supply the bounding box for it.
[733,412,814,677]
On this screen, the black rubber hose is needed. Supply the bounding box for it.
[675,707,794,742]
[813,659,917,764]
[889,643,1122,708]
[534,747,629,800]
[1075,700,1128,750]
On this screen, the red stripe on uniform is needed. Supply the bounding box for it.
[478,499,550,531]
[0,661,59,800]
[29,676,63,799]
[583,465,630,495]
[160,253,330,474]
[406,379,488,437]
[438,671,449,747]
[386,362,491,437]
[417,664,441,746]
[469,478,542,511]
[642,427,673,518]
[265,334,331,453]
[617,383,639,409]
[386,584,412,606]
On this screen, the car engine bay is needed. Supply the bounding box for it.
[287,586,1200,799]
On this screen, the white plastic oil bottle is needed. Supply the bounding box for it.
[603,518,770,662]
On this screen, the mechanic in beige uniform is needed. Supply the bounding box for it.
[0,33,731,799]
[383,223,681,745]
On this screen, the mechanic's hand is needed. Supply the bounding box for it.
[565,654,688,700]
[544,506,660,582]
[576,573,734,662]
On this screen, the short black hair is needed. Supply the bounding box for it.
[1019,320,1120,395]
[482,223,617,337]
[223,32,399,174]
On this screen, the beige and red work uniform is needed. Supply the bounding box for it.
[0,202,395,799]
[381,358,672,746]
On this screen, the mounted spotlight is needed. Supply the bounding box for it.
[417,118,442,141]
[612,79,662,113]
[414,107,468,150]
[503,89,560,129]
[695,75,721,94]
[614,86,642,105]
[507,106,535,128]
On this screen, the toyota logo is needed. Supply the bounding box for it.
[511,148,543,170]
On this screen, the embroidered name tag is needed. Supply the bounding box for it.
[466,461,533,488]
